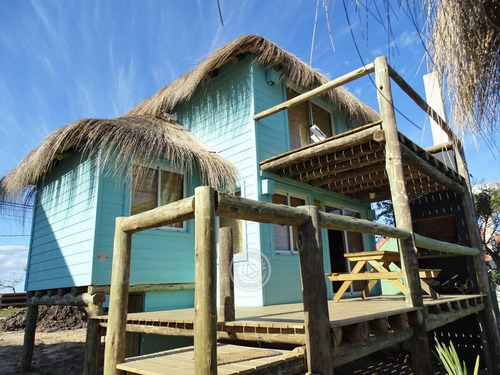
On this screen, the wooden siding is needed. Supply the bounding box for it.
[252,64,376,305]
[174,57,263,306]
[25,154,97,290]
[92,163,201,287]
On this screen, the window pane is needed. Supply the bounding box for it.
[160,170,184,228]
[273,193,291,250]
[287,89,309,149]
[131,166,157,216]
[311,103,332,138]
[325,205,341,215]
[289,196,305,208]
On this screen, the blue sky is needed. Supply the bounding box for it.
[1,1,498,291]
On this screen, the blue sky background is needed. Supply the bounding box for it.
[1,1,498,291]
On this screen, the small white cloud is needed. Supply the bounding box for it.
[397,31,419,48]
[0,245,28,252]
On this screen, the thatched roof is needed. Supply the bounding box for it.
[0,115,237,206]
[1,34,378,208]
[127,34,379,124]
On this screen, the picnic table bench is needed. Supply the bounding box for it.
[326,251,440,302]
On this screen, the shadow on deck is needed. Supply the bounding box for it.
[96,294,483,374]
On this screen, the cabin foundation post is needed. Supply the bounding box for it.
[454,147,500,372]
[84,301,103,375]
[21,303,38,372]
[194,186,217,375]
[218,227,235,322]
[297,205,334,375]
[103,217,132,375]
[375,56,433,375]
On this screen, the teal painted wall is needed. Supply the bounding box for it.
[91,160,201,287]
[25,153,98,291]
[174,56,264,306]
[252,64,376,305]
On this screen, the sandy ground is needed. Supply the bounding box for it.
[0,328,88,375]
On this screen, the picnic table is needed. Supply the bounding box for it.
[327,251,440,302]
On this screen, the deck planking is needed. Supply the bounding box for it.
[116,343,305,375]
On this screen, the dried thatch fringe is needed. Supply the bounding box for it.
[128,34,379,125]
[0,115,237,207]
[427,0,500,138]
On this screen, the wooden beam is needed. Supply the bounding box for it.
[216,192,310,226]
[425,141,454,154]
[84,300,103,375]
[120,196,195,234]
[103,217,132,375]
[21,303,38,372]
[194,187,217,375]
[296,205,333,375]
[455,144,500,373]
[28,292,105,306]
[413,233,479,256]
[387,66,459,144]
[319,211,410,240]
[88,282,195,295]
[332,328,414,367]
[374,56,433,375]
[400,143,465,194]
[254,63,375,121]
[218,227,235,322]
[260,125,382,172]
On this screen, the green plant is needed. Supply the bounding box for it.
[434,338,479,375]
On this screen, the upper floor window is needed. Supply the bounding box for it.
[273,192,306,254]
[287,88,333,150]
[130,165,186,230]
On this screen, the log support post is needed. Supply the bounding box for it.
[455,146,500,373]
[194,186,217,375]
[374,56,432,375]
[218,227,235,322]
[103,217,132,375]
[84,302,103,375]
[21,303,38,372]
[297,205,334,375]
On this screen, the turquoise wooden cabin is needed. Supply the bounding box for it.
[0,35,380,311]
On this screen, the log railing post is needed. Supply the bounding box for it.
[455,145,500,373]
[21,303,38,372]
[374,56,433,375]
[194,186,217,375]
[84,302,103,375]
[103,217,132,375]
[297,205,333,375]
[218,227,235,322]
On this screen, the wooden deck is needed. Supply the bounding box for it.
[97,294,484,372]
[117,343,305,375]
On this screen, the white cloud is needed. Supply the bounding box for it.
[0,245,28,252]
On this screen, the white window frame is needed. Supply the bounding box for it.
[273,190,307,255]
[130,165,187,232]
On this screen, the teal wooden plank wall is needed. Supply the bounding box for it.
[91,161,201,287]
[25,154,97,291]
[174,56,264,306]
[252,64,376,305]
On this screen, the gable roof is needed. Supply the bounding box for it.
[127,34,379,124]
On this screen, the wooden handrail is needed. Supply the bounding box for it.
[253,63,375,121]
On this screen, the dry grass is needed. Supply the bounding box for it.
[427,0,500,139]
[0,115,237,207]
[128,34,379,125]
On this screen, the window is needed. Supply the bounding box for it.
[130,165,185,229]
[273,192,306,254]
[287,88,333,149]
